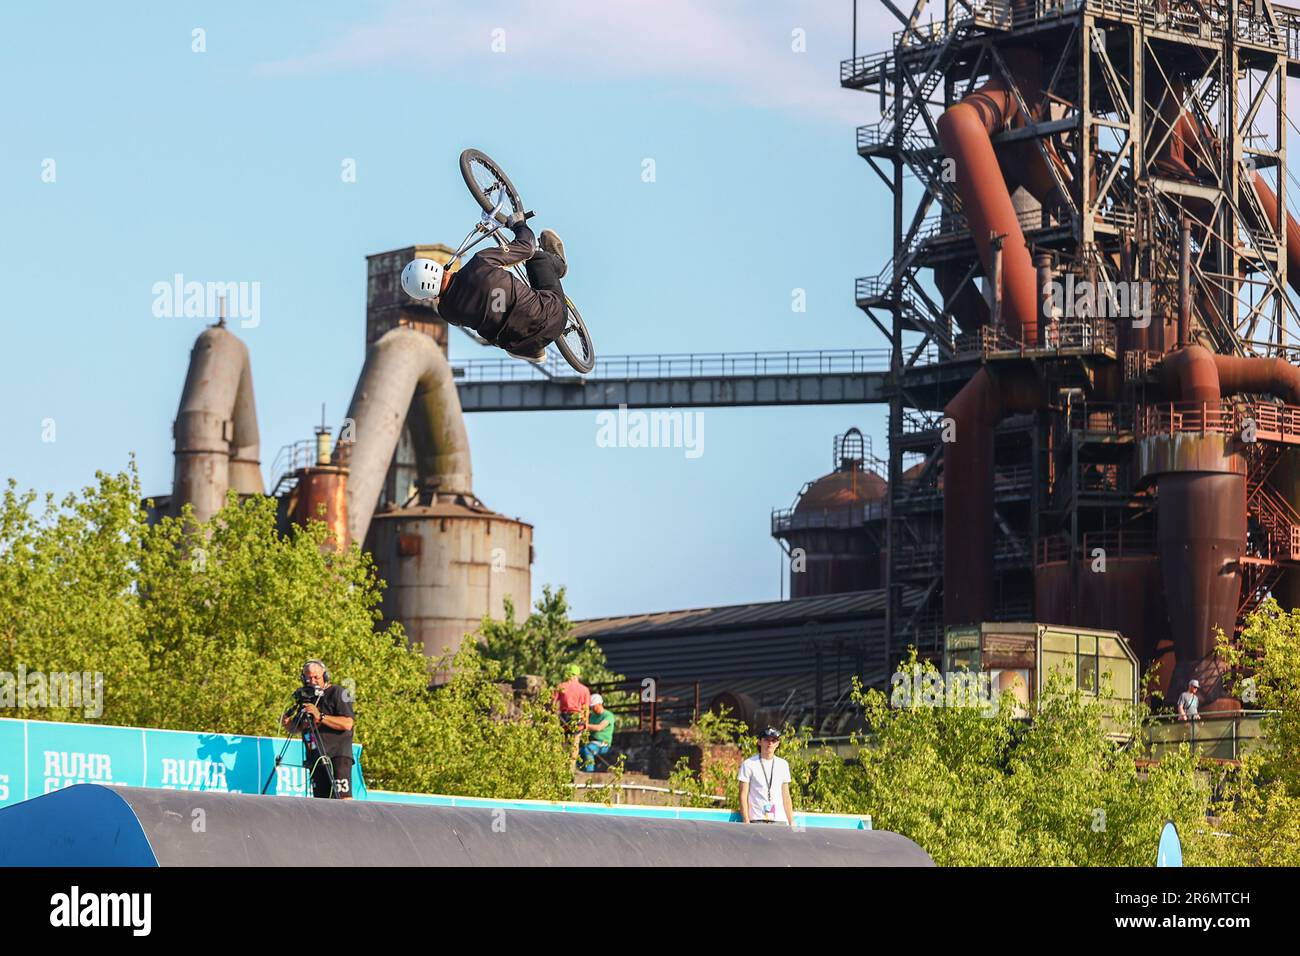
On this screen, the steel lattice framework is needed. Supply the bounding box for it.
[844,0,1300,666]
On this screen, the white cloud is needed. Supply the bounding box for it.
[257,0,903,126]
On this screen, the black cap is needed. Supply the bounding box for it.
[759,727,781,740]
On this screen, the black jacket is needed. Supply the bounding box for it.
[438,224,565,350]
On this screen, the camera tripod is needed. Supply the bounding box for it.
[261,702,340,799]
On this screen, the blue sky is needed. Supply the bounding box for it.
[0,1,902,619]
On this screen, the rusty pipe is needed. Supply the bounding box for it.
[1214,354,1300,405]
[1035,252,1055,343]
[1160,345,1221,404]
[338,326,473,546]
[990,234,1004,330]
[1155,347,1300,703]
[936,50,1045,346]
[1251,173,1300,298]
[171,325,263,525]
[942,365,1045,625]
[1163,345,1300,406]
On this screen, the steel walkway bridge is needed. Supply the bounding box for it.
[452,349,892,412]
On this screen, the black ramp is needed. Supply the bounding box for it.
[11,786,934,866]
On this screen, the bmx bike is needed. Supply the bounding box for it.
[444,148,596,374]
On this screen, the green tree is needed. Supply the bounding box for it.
[1217,599,1300,790]
[0,471,150,722]
[667,654,1212,866]
[1203,600,1300,865]
[478,585,619,686]
[0,464,574,799]
[416,642,573,801]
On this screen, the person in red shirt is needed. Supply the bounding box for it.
[553,664,590,765]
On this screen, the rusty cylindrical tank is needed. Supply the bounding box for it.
[781,445,888,598]
[1138,431,1246,706]
[288,466,350,551]
[371,500,532,681]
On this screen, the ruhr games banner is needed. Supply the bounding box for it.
[0,717,364,809]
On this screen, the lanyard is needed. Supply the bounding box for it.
[760,757,775,796]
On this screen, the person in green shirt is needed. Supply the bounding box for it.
[580,694,617,772]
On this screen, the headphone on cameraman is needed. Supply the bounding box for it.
[302,659,330,683]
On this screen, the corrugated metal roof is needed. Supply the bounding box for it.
[572,588,895,641]
[570,589,920,705]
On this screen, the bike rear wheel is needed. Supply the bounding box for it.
[554,297,596,374]
[459,148,524,225]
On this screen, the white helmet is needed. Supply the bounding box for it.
[401,258,445,300]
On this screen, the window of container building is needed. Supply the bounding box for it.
[944,630,981,674]
[1098,635,1133,705]
[1077,632,1099,696]
[1040,631,1077,691]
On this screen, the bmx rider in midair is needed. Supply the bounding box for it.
[401,214,568,364]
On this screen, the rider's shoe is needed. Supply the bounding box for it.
[513,346,548,365]
[540,229,567,278]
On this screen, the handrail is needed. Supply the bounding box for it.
[1138,400,1300,442]
[952,317,1117,356]
[1037,529,1157,564]
[844,0,1300,93]
[452,349,892,384]
[1137,401,1237,436]
[772,500,889,533]
[586,678,701,735]
[1144,709,1273,762]
[268,438,320,495]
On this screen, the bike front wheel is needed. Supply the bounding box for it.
[554,297,595,374]
[459,148,524,225]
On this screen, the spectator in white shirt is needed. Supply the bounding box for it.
[737,727,794,825]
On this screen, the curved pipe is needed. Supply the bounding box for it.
[943,365,1045,625]
[172,325,263,524]
[339,327,473,546]
[1150,77,1210,182]
[936,48,1055,345]
[937,103,1038,344]
[1214,354,1300,405]
[1162,345,1300,405]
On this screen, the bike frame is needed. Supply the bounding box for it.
[446,190,532,285]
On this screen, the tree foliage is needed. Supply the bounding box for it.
[670,654,1211,866]
[0,464,574,799]
[478,585,619,686]
[1204,600,1300,865]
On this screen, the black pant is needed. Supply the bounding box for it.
[525,249,565,299]
[507,251,568,355]
[307,754,353,799]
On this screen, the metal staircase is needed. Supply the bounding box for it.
[1248,481,1300,563]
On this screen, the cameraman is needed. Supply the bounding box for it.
[281,660,355,799]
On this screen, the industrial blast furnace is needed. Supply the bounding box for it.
[843,0,1300,709]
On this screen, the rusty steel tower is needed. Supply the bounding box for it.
[843,0,1300,707]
